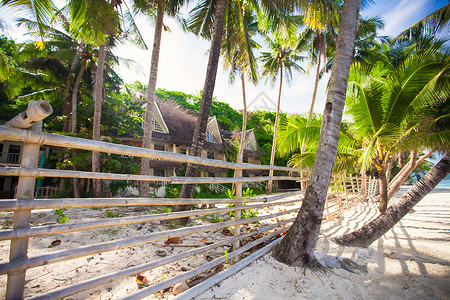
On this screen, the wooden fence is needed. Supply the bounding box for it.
[0,109,377,299]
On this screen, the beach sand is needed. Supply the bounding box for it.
[197,187,450,300]
[0,187,448,299]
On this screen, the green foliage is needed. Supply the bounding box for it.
[226,189,236,199]
[247,111,288,165]
[2,218,12,229]
[243,187,255,198]
[104,210,122,218]
[165,184,180,198]
[227,188,258,218]
[194,184,227,199]
[155,206,172,214]
[210,214,223,223]
[222,249,229,262]
[54,209,68,224]
[227,203,259,219]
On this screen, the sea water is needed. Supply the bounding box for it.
[436,179,450,188]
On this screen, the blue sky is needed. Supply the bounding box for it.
[0,0,448,114]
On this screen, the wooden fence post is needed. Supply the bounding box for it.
[232,153,243,263]
[6,102,42,299]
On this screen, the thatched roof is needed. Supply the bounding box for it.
[109,100,228,153]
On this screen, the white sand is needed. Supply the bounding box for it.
[198,187,450,300]
[0,187,448,299]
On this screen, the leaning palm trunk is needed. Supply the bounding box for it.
[176,0,228,213]
[267,67,283,195]
[387,149,433,198]
[333,152,450,248]
[273,0,361,267]
[92,44,106,198]
[140,3,164,197]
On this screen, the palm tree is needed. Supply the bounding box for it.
[344,39,449,213]
[68,0,143,197]
[220,2,259,161]
[134,0,184,197]
[394,4,449,42]
[273,0,361,267]
[294,2,339,117]
[276,113,360,174]
[176,0,296,207]
[334,152,450,247]
[260,34,304,194]
[174,0,228,210]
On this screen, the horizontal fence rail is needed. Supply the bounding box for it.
[0,126,304,172]
[0,120,377,300]
[0,191,303,211]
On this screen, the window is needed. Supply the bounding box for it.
[154,144,165,151]
[0,177,5,191]
[153,119,164,132]
[8,145,21,163]
[0,144,3,157]
[244,139,254,150]
[207,152,214,159]
[154,169,165,177]
[208,172,215,177]
[206,131,215,142]
[180,148,187,155]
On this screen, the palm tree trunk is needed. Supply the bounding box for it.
[71,44,87,134]
[238,72,247,156]
[267,66,283,195]
[272,0,361,267]
[72,53,85,198]
[140,2,164,198]
[92,44,106,198]
[62,45,82,133]
[300,47,323,190]
[309,50,321,118]
[333,152,450,248]
[232,72,248,192]
[378,167,388,213]
[387,149,433,198]
[176,0,228,212]
[385,156,394,185]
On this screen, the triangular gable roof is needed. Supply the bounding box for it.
[206,116,223,144]
[236,129,258,150]
[142,101,170,134]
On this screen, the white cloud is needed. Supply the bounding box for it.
[380,0,428,36]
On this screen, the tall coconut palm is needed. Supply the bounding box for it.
[134,0,184,197]
[345,40,449,213]
[221,2,259,160]
[260,34,304,194]
[173,0,228,211]
[273,0,361,267]
[176,0,296,208]
[69,0,144,197]
[294,2,339,117]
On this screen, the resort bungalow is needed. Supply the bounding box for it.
[108,99,263,180]
[0,140,53,198]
